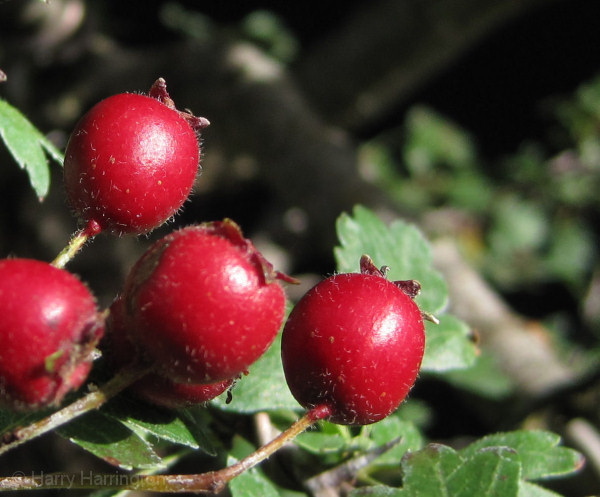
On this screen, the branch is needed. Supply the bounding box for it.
[0,363,150,457]
[295,0,560,130]
[431,237,580,397]
[0,406,331,493]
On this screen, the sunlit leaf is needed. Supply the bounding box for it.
[335,205,447,314]
[421,314,477,372]
[460,430,584,481]
[57,411,163,470]
[0,99,63,199]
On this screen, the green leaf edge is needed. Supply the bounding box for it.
[0,99,64,199]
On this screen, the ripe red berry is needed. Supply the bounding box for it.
[0,259,104,411]
[281,256,426,425]
[63,79,208,235]
[103,297,232,409]
[121,220,293,384]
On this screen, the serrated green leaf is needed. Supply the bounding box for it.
[57,411,164,470]
[460,430,584,481]
[334,205,447,314]
[449,447,520,497]
[89,451,189,497]
[212,331,299,413]
[103,396,207,450]
[0,99,63,199]
[400,444,463,495]
[420,314,477,372]
[392,443,520,497]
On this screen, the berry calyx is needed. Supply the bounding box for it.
[281,255,426,425]
[121,219,293,384]
[63,79,209,236]
[0,259,104,411]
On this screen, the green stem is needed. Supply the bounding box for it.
[0,405,332,493]
[51,220,102,269]
[0,362,151,457]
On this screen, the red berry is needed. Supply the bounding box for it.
[63,79,208,235]
[103,297,232,409]
[281,256,426,425]
[0,259,104,411]
[121,220,292,384]
[132,375,232,410]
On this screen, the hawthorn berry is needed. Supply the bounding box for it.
[281,255,426,425]
[121,220,294,384]
[0,259,104,411]
[103,297,232,409]
[63,79,209,236]
[132,376,233,410]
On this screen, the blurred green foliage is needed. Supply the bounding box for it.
[360,76,600,311]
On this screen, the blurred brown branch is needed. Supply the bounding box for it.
[432,237,582,397]
[295,0,559,130]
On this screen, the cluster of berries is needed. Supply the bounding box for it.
[0,79,426,426]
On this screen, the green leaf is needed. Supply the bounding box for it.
[89,451,189,497]
[398,444,520,497]
[295,431,349,454]
[212,331,299,413]
[449,446,520,497]
[0,408,47,434]
[440,351,515,399]
[0,99,63,199]
[57,411,164,470]
[228,468,280,497]
[518,481,563,497]
[489,195,549,255]
[460,430,584,481]
[227,436,280,497]
[353,482,562,497]
[367,415,424,467]
[334,205,447,314]
[102,396,212,451]
[420,314,477,373]
[403,106,477,175]
[399,444,463,495]
[294,420,360,456]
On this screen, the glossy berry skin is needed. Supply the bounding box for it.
[64,85,205,235]
[104,298,232,409]
[0,259,104,411]
[122,220,292,384]
[281,257,425,425]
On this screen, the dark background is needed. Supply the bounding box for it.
[1,0,600,495]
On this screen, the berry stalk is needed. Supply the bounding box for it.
[0,361,150,457]
[0,405,332,493]
[51,220,102,269]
